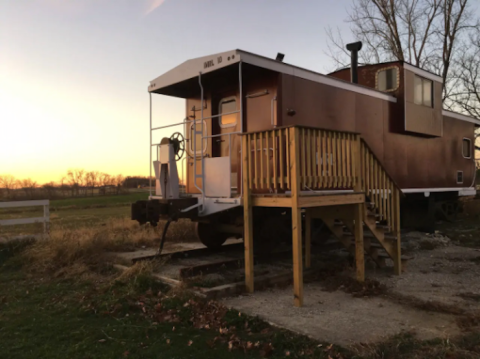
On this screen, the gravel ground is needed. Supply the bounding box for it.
[224,240,480,346]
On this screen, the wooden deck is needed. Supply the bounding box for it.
[241,126,402,307]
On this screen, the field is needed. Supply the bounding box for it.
[0,191,149,237]
[1,194,480,358]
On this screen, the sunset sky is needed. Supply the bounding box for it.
[1,0,356,184]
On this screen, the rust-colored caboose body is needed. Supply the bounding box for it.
[132,49,478,306]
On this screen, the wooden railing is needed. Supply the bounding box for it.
[360,140,401,235]
[243,126,401,233]
[244,126,360,192]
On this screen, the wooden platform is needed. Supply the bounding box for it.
[241,126,402,307]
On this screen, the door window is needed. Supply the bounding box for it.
[219,97,237,128]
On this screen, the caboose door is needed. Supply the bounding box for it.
[212,93,240,193]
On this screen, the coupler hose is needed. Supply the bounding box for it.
[157,214,178,255]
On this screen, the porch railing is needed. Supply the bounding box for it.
[244,126,359,192]
[243,126,401,232]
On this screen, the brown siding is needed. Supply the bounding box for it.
[279,73,475,189]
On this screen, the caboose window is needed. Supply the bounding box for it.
[219,97,237,128]
[414,75,433,107]
[377,67,398,92]
[462,138,472,159]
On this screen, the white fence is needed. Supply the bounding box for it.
[0,200,50,236]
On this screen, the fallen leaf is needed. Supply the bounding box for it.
[123,351,129,357]
[166,339,170,345]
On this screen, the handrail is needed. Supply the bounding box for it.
[360,140,401,235]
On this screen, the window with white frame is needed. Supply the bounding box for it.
[462,138,472,159]
[414,75,433,107]
[376,67,399,92]
[218,97,237,127]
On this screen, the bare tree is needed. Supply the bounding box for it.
[19,178,38,199]
[42,182,57,199]
[0,175,18,199]
[67,169,85,196]
[326,0,479,100]
[85,171,99,196]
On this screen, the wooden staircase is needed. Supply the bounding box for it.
[318,203,406,273]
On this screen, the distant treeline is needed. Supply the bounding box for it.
[0,170,154,201]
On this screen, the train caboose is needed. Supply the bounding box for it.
[131,45,478,306]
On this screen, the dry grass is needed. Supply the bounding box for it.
[18,217,197,278]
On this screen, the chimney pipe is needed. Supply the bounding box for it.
[346,41,363,84]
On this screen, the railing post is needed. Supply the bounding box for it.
[242,135,254,293]
[394,189,402,275]
[305,209,311,269]
[353,135,362,192]
[289,127,303,307]
[354,202,365,282]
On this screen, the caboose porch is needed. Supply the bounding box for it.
[241,126,403,307]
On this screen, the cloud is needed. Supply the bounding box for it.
[145,0,165,15]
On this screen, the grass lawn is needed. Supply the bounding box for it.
[0,260,344,359]
[49,191,150,210]
[0,192,149,237]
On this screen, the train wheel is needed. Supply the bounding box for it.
[195,222,228,250]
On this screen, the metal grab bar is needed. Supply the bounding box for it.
[151,110,241,132]
[271,95,277,127]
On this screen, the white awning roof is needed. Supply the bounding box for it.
[149,49,397,102]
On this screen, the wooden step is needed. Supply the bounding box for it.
[343,232,397,241]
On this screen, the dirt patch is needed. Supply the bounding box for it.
[402,231,451,252]
[388,292,466,316]
[437,217,480,248]
[458,293,480,302]
[457,312,480,331]
[320,275,388,298]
